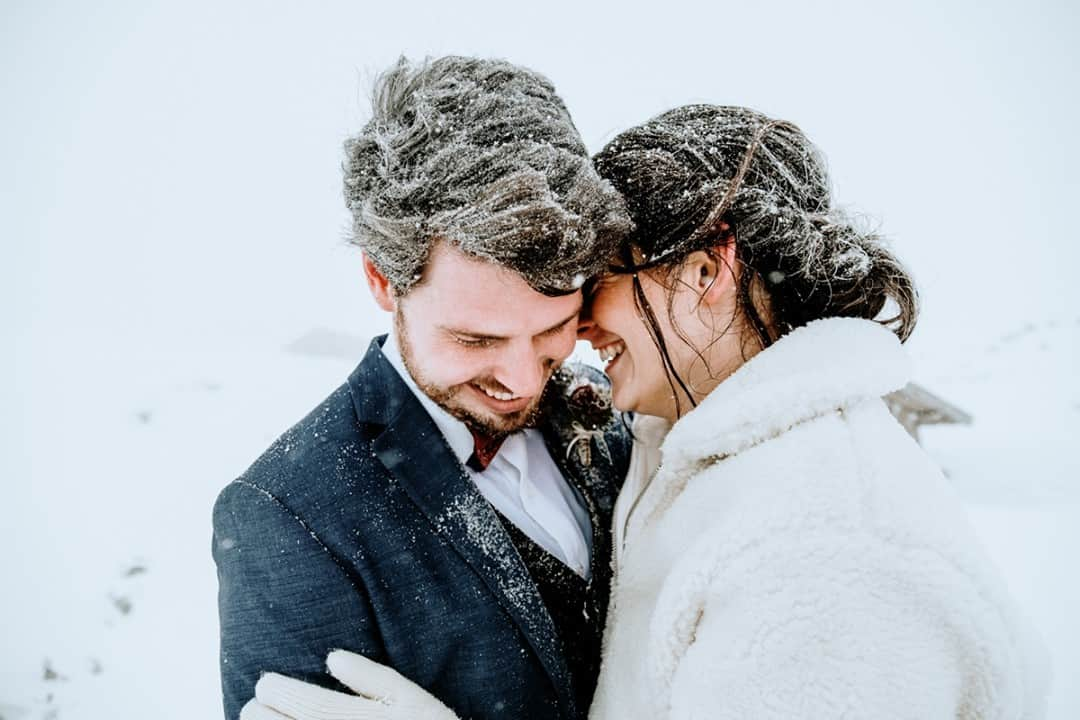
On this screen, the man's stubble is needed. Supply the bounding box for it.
[394,310,551,439]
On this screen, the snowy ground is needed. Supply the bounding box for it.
[1,313,1077,719]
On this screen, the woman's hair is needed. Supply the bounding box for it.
[592,105,918,415]
[342,56,631,296]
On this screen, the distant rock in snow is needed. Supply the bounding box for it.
[109,594,133,616]
[124,564,147,578]
[885,382,973,442]
[42,659,67,683]
[285,327,370,360]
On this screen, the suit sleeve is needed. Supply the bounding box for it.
[666,539,971,720]
[212,479,384,720]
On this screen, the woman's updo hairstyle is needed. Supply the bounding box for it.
[593,105,918,349]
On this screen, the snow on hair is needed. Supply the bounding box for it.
[593,105,918,342]
[342,56,632,295]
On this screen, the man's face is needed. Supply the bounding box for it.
[392,243,582,437]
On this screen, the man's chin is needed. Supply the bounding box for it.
[450,396,543,437]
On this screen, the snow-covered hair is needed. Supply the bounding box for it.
[343,56,631,295]
[593,105,918,346]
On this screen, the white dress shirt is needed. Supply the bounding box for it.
[381,333,593,579]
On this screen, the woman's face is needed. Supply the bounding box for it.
[580,271,675,418]
[579,248,745,422]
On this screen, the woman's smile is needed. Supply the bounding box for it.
[579,270,674,417]
[595,339,626,370]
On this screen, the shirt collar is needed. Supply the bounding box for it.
[381,332,477,467]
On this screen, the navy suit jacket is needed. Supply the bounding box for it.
[213,336,630,719]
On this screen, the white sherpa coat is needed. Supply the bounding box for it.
[590,318,1046,720]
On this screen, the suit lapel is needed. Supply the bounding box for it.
[536,366,625,630]
[540,424,614,606]
[350,338,576,718]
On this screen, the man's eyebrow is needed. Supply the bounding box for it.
[441,306,581,341]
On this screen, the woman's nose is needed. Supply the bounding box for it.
[577,314,597,340]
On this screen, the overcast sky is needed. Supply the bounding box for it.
[3,0,1077,398]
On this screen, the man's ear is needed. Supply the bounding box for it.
[362,253,397,312]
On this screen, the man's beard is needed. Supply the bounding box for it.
[395,311,550,438]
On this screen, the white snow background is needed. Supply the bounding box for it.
[2,1,1077,717]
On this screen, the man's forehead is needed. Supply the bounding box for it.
[415,242,581,314]
[423,241,524,281]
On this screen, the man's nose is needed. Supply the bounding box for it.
[495,341,547,398]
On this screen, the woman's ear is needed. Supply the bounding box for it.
[693,226,738,307]
[362,253,397,312]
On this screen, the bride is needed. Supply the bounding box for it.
[242,106,1045,719]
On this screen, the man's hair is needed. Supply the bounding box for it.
[343,56,632,295]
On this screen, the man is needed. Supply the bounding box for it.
[213,56,632,720]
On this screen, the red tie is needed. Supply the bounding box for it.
[467,430,506,472]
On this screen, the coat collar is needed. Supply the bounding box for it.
[347,336,579,718]
[658,318,910,479]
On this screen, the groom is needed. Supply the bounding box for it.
[213,57,632,720]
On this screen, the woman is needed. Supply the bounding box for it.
[245,106,1046,719]
[579,105,1046,719]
